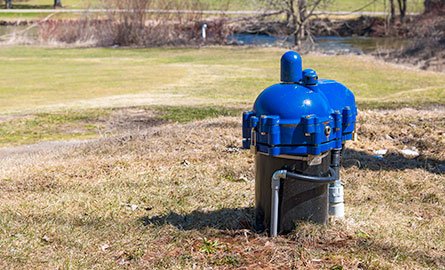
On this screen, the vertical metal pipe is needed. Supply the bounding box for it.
[270,170,287,237]
[329,149,345,218]
[201,24,208,40]
[271,186,280,237]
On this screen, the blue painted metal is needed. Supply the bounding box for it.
[242,51,357,156]
[281,51,303,83]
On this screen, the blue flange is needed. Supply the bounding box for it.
[242,51,357,156]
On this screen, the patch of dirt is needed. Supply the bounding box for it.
[105,107,167,133]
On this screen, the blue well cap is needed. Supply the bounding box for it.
[303,69,318,85]
[242,51,358,156]
[281,51,303,83]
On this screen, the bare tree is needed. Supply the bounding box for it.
[5,0,12,9]
[387,0,407,24]
[260,0,332,46]
[54,0,62,8]
[397,0,407,22]
[389,0,396,24]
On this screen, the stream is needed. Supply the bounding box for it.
[0,25,406,55]
[228,33,407,55]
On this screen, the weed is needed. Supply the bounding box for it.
[355,230,371,240]
[200,238,220,255]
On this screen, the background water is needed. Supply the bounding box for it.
[228,33,408,54]
[0,25,406,54]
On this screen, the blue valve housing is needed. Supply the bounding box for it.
[242,51,357,156]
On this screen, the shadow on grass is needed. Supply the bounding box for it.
[140,207,254,231]
[344,149,445,175]
[141,208,443,267]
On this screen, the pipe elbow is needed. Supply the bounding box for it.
[271,169,287,190]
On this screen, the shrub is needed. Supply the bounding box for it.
[38,0,232,47]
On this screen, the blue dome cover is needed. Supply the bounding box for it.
[242,51,357,156]
[254,83,332,122]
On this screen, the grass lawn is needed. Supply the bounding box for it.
[0,0,425,13]
[0,0,425,21]
[0,46,443,115]
[0,43,445,269]
[0,46,443,145]
[0,108,443,269]
[0,46,444,269]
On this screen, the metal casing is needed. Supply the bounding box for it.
[255,153,331,233]
[242,51,357,156]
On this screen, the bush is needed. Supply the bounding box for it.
[38,0,231,47]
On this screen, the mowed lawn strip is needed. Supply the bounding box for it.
[1,0,425,13]
[0,46,443,115]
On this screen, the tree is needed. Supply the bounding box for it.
[260,0,332,46]
[54,0,62,8]
[5,0,12,9]
[389,0,396,24]
[397,0,407,22]
[387,0,407,24]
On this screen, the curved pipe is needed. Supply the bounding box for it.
[286,168,337,183]
[270,168,337,237]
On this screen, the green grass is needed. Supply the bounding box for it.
[0,109,108,146]
[0,44,443,270]
[157,106,241,123]
[0,106,242,146]
[325,0,424,13]
[0,47,443,116]
[0,0,426,22]
[0,0,425,12]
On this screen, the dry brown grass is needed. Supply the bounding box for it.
[0,107,444,269]
[38,0,231,47]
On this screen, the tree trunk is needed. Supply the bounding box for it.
[5,0,12,9]
[54,0,62,8]
[288,0,295,32]
[397,0,407,22]
[389,0,396,24]
[294,0,307,46]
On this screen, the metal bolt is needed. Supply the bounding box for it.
[325,126,332,136]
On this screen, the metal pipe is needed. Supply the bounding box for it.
[201,23,207,40]
[270,168,336,237]
[286,168,337,183]
[329,149,344,218]
[271,170,286,237]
